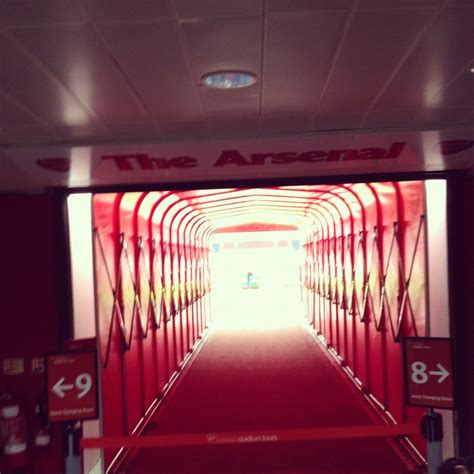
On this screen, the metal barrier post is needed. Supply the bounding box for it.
[421,409,443,474]
[65,423,81,474]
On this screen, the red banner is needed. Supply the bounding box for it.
[403,337,454,409]
[46,351,98,422]
[81,422,419,450]
[1,129,473,192]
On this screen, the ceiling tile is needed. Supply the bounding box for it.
[54,124,109,141]
[363,108,474,128]
[78,0,174,22]
[174,0,262,19]
[182,17,261,115]
[0,0,470,146]
[0,0,83,27]
[260,115,314,135]
[158,121,209,138]
[0,36,97,127]
[428,62,474,108]
[414,107,473,126]
[95,22,204,120]
[101,122,159,141]
[266,0,353,12]
[208,117,260,137]
[0,93,37,126]
[318,9,434,114]
[11,25,150,124]
[374,7,474,110]
[181,17,261,77]
[445,0,474,5]
[358,0,441,9]
[201,88,260,116]
[263,11,347,115]
[362,109,417,128]
[1,125,57,143]
[313,113,363,130]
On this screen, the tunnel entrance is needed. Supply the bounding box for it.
[210,226,304,330]
[68,179,452,473]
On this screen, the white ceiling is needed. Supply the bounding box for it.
[0,0,473,146]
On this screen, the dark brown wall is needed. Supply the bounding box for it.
[0,193,67,474]
[448,174,474,456]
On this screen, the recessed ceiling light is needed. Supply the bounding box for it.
[470,67,474,74]
[202,71,257,89]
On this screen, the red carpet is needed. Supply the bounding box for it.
[121,289,420,473]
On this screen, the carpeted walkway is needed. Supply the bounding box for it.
[123,289,418,473]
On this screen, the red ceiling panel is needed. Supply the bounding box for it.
[0,93,37,126]
[11,25,149,124]
[95,22,204,120]
[175,0,262,18]
[266,0,353,12]
[78,0,175,22]
[0,35,96,127]
[373,6,474,110]
[358,0,441,8]
[427,60,474,108]
[0,0,82,27]
[317,8,435,113]
[0,1,471,145]
[263,11,347,115]
[181,17,261,116]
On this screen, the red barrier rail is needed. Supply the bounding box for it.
[81,423,419,450]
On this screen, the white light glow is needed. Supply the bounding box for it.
[69,147,93,186]
[211,286,304,331]
[210,231,305,330]
[62,59,93,126]
[424,179,454,460]
[67,193,95,339]
[423,61,443,107]
[424,179,448,337]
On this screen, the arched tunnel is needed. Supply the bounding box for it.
[83,180,435,473]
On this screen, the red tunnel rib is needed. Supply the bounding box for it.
[92,182,427,472]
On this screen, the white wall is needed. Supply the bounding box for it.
[425,180,453,459]
[68,193,95,339]
[67,193,103,474]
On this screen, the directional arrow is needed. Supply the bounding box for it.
[429,364,450,383]
[52,377,74,399]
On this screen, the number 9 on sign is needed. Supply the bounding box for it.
[76,373,92,398]
[411,361,428,384]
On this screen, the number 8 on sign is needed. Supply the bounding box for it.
[411,361,428,384]
[76,373,92,398]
